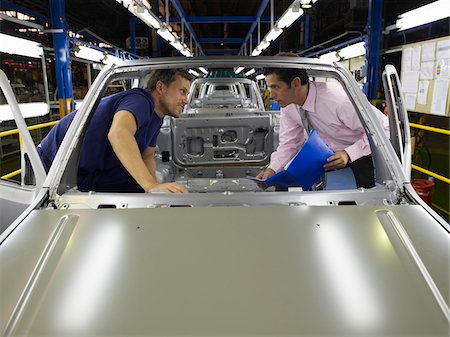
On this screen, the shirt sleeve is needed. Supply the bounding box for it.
[337,100,389,162]
[115,91,152,130]
[269,104,306,172]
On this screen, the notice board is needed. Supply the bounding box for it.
[401,36,450,116]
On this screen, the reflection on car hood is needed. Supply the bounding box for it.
[1,205,449,336]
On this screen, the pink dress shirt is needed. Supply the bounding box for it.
[269,81,389,173]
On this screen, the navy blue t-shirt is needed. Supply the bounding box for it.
[37,88,163,192]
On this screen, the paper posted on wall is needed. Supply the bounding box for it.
[248,129,334,190]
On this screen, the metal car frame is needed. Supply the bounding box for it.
[0,56,449,336]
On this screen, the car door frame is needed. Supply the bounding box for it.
[382,64,412,181]
[0,70,47,235]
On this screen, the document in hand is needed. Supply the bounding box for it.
[249,129,334,190]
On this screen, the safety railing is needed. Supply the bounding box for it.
[1,121,449,187]
[0,121,58,179]
[410,122,449,216]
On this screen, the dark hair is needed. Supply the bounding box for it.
[263,67,309,86]
[263,52,308,86]
[147,69,193,91]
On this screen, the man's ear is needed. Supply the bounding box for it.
[155,80,165,94]
[292,77,302,88]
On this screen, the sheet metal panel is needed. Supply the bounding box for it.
[1,205,448,336]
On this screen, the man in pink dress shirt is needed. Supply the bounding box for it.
[256,67,389,189]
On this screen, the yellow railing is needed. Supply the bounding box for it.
[0,121,58,138]
[409,123,449,185]
[1,121,449,185]
[409,122,450,136]
[0,121,58,179]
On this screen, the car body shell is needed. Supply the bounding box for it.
[0,56,449,336]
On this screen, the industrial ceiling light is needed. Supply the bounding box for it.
[74,45,105,63]
[264,27,283,42]
[255,74,266,80]
[396,0,448,31]
[251,48,263,56]
[116,0,161,29]
[277,3,304,29]
[0,33,43,58]
[103,54,122,65]
[199,67,208,74]
[317,51,339,63]
[188,69,200,77]
[257,39,270,51]
[234,66,245,74]
[170,39,183,51]
[157,24,176,43]
[339,42,366,60]
[135,5,161,29]
[244,68,256,76]
[300,0,312,9]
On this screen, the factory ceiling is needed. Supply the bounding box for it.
[0,0,448,57]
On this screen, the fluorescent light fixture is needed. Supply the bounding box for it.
[170,39,183,51]
[317,51,339,63]
[103,54,122,65]
[181,48,193,57]
[251,48,263,56]
[255,74,266,80]
[75,45,105,62]
[0,102,49,122]
[188,69,200,76]
[396,0,449,31]
[257,39,270,51]
[199,67,208,74]
[234,66,245,74]
[277,4,304,28]
[116,0,161,29]
[339,42,365,60]
[136,6,161,29]
[0,33,43,58]
[265,27,283,42]
[244,68,256,76]
[157,24,176,42]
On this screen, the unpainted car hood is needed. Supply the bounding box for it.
[1,205,449,336]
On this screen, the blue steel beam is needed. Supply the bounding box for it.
[50,0,73,118]
[168,16,274,23]
[365,0,383,100]
[239,0,270,55]
[170,0,204,55]
[196,38,247,44]
[0,0,49,24]
[203,50,240,55]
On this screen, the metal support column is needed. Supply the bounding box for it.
[364,0,383,100]
[152,0,161,57]
[304,15,310,49]
[50,0,73,118]
[129,18,137,55]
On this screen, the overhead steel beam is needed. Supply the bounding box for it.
[168,16,274,23]
[170,0,204,55]
[0,0,49,24]
[203,49,240,55]
[196,38,247,44]
[239,0,270,55]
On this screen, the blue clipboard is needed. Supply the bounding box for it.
[249,129,334,190]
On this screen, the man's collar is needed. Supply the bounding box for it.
[301,82,316,113]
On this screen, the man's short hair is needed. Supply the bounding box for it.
[263,52,308,86]
[147,69,193,92]
[263,67,309,86]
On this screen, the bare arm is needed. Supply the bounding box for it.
[108,110,187,193]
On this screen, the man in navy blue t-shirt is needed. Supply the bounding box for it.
[37,69,192,193]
